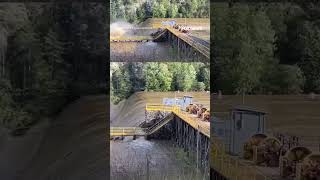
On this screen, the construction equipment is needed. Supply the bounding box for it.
[280,146,312,179]
[202,109,210,122]
[186,103,192,112]
[197,107,207,118]
[163,95,193,111]
[162,95,209,121]
[296,153,320,180]
[243,133,268,160]
[189,104,200,114]
[173,24,191,33]
[253,136,283,167]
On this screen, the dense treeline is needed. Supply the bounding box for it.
[111,62,210,104]
[212,2,320,95]
[0,3,107,131]
[110,0,209,23]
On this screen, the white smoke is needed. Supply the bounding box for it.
[110,21,134,38]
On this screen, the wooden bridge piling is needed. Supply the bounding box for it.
[171,115,210,173]
[154,28,209,61]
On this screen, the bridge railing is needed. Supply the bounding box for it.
[110,127,145,136]
[145,104,179,112]
[146,113,174,134]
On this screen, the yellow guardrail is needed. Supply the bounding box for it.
[110,127,146,136]
[211,136,272,180]
[145,104,178,112]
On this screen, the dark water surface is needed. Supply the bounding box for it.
[111,137,208,180]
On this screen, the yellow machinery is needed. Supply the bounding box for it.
[280,146,312,179]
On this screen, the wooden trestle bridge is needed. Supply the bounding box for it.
[110,105,273,179]
[153,27,210,60]
[110,26,210,61]
[110,104,209,138]
[110,104,210,172]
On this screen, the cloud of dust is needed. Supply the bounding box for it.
[110,21,134,38]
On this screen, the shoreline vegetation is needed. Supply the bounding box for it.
[0,3,107,133]
[111,62,210,104]
[110,0,209,23]
[212,2,320,95]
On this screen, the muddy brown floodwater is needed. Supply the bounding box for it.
[111,42,182,62]
[110,92,211,180]
[111,137,208,180]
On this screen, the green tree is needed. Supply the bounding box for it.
[278,65,304,94]
[168,4,178,18]
[171,63,196,91]
[34,29,68,115]
[197,65,210,90]
[111,66,133,104]
[153,3,167,18]
[192,81,206,91]
[0,79,32,129]
[213,4,276,94]
[297,21,320,93]
[144,63,172,91]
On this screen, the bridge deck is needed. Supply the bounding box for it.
[145,104,210,137]
[166,27,210,59]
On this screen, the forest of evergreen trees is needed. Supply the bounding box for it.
[0,3,107,131]
[111,63,210,104]
[212,2,320,95]
[110,0,210,23]
[2,1,320,131]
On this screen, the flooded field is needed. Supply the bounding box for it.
[111,137,208,180]
[190,30,210,42]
